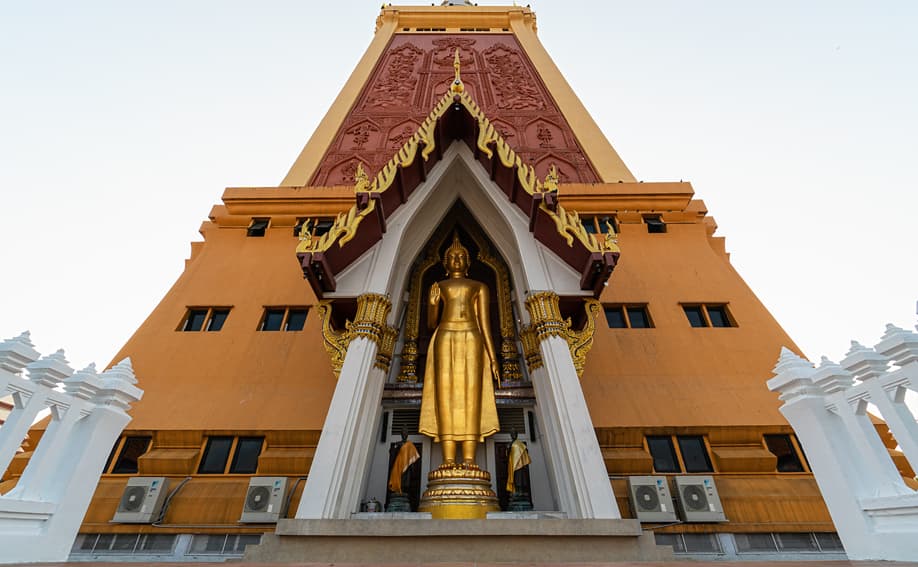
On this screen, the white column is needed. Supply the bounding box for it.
[768,348,879,557]
[524,292,619,519]
[0,333,47,475]
[0,358,141,563]
[296,294,392,519]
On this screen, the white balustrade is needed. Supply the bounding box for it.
[768,319,918,561]
[0,331,142,563]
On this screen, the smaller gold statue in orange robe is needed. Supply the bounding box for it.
[388,433,420,494]
[506,430,531,493]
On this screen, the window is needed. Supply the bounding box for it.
[109,436,152,474]
[247,218,269,237]
[647,435,715,473]
[198,436,265,474]
[647,436,680,473]
[644,215,666,233]
[188,534,262,556]
[764,434,806,472]
[229,437,264,474]
[677,436,714,473]
[72,533,176,555]
[655,533,721,553]
[293,217,335,238]
[180,307,230,332]
[604,305,653,328]
[580,215,618,235]
[682,304,735,328]
[198,436,234,474]
[259,307,309,331]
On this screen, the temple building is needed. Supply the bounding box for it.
[5,0,909,561]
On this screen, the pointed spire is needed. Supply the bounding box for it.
[26,349,74,388]
[840,340,889,381]
[767,347,819,401]
[450,48,464,94]
[0,331,41,374]
[874,323,918,368]
[811,356,855,395]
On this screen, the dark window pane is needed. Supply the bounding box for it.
[598,216,618,233]
[814,532,844,551]
[764,434,805,472]
[247,218,269,237]
[111,533,139,552]
[285,309,308,331]
[677,436,713,473]
[707,305,731,327]
[229,437,264,474]
[206,309,229,331]
[683,533,721,553]
[735,533,777,552]
[183,309,208,331]
[647,436,680,473]
[293,218,307,237]
[261,309,285,331]
[111,436,152,474]
[684,306,707,327]
[654,533,684,552]
[138,534,176,553]
[604,306,627,328]
[198,436,234,474]
[581,216,598,234]
[78,534,99,551]
[104,440,120,473]
[96,533,115,551]
[645,216,666,233]
[775,532,818,551]
[627,307,651,328]
[314,219,334,237]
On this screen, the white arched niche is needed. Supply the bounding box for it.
[298,141,619,520]
[327,141,591,322]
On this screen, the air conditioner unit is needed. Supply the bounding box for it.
[627,476,678,522]
[673,475,727,522]
[112,477,170,523]
[239,477,288,523]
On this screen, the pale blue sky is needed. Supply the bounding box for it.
[1,1,915,371]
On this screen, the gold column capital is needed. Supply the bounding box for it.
[349,293,393,343]
[524,291,566,340]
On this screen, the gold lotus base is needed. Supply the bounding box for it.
[418,463,500,519]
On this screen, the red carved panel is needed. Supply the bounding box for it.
[309,34,600,187]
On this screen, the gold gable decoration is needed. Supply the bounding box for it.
[296,77,619,257]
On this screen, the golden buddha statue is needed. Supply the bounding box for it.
[417,234,501,518]
[419,234,500,466]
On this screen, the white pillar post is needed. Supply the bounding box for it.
[768,348,879,555]
[296,293,393,519]
[871,325,918,468]
[0,357,142,564]
[0,333,46,475]
[523,292,619,519]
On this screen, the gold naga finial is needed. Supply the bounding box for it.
[354,162,370,192]
[297,218,314,241]
[450,48,464,94]
[542,164,560,192]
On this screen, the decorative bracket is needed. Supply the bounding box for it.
[521,292,602,378]
[316,294,398,378]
